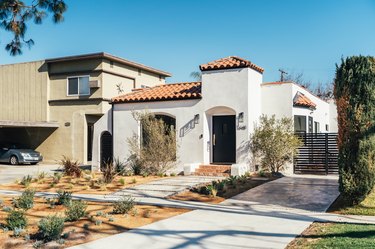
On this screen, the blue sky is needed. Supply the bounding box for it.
[1,0,375,86]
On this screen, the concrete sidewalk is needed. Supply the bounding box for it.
[69,175,342,249]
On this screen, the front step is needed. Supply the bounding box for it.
[194,164,231,177]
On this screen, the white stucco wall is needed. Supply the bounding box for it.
[261,82,333,133]
[328,99,338,132]
[201,68,262,167]
[291,84,330,133]
[261,83,293,119]
[112,99,203,173]
[92,109,112,170]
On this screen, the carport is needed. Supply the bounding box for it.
[0,121,59,149]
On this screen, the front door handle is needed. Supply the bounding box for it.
[213,134,216,146]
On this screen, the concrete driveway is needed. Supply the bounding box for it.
[69,175,340,249]
[0,163,60,184]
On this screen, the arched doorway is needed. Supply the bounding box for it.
[100,131,113,170]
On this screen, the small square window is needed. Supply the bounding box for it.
[67,76,90,96]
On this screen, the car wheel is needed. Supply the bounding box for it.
[9,156,18,165]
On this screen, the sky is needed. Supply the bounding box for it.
[1,0,375,86]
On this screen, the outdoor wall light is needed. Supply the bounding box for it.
[238,112,244,123]
[194,114,200,124]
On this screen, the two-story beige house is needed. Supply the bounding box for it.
[0,53,171,164]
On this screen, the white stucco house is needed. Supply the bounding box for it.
[92,56,338,175]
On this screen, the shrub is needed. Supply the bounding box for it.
[65,200,87,221]
[119,178,125,185]
[250,115,302,173]
[127,111,178,175]
[334,56,375,204]
[53,172,63,183]
[13,189,35,210]
[56,190,72,206]
[20,175,33,187]
[206,184,218,197]
[6,210,27,230]
[60,156,82,177]
[112,195,135,214]
[38,215,65,241]
[102,161,117,184]
[37,172,47,180]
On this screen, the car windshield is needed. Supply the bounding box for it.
[1,144,25,150]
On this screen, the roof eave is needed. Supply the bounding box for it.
[45,52,172,77]
[111,96,202,104]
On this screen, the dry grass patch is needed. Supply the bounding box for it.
[0,173,165,195]
[0,196,189,249]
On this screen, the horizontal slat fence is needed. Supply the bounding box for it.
[294,133,338,175]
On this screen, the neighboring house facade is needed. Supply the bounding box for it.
[261,81,337,134]
[0,53,171,164]
[93,56,338,175]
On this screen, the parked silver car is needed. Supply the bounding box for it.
[0,144,43,165]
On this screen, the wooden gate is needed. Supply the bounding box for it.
[294,133,338,175]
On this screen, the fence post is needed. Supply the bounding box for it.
[325,133,328,175]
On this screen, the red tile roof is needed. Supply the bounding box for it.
[199,56,264,73]
[112,82,202,103]
[293,91,317,108]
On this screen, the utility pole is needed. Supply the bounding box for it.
[279,69,288,82]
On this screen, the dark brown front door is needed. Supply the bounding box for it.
[212,115,236,164]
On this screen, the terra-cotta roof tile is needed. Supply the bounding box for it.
[199,56,264,73]
[112,82,202,103]
[293,91,317,108]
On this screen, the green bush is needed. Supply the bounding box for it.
[13,189,35,210]
[6,210,27,230]
[250,115,302,173]
[20,175,33,187]
[334,56,375,204]
[38,215,65,241]
[60,156,82,177]
[65,200,87,221]
[56,190,72,206]
[112,195,135,214]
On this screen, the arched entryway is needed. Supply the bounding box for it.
[100,131,113,170]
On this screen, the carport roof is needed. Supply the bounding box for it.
[0,121,59,128]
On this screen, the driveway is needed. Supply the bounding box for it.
[69,175,340,249]
[0,163,60,184]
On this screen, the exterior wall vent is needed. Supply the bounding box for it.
[89,80,101,88]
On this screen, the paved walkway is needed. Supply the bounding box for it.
[69,175,344,249]
[111,176,223,198]
[0,163,60,184]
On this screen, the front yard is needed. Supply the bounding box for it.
[0,172,165,195]
[171,173,277,204]
[287,222,375,249]
[288,187,375,248]
[0,195,189,248]
[328,188,375,216]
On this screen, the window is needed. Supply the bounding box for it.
[314,121,320,133]
[67,76,90,96]
[326,124,329,131]
[294,115,306,133]
[308,116,313,133]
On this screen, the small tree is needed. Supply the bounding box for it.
[250,115,302,173]
[127,111,178,175]
[334,56,375,205]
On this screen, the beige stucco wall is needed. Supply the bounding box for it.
[102,59,165,89]
[0,61,49,122]
[39,101,103,163]
[0,56,167,164]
